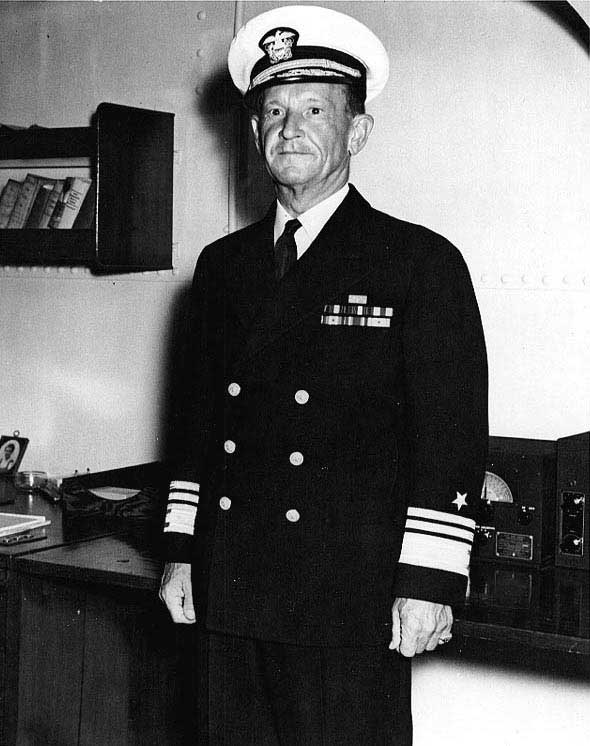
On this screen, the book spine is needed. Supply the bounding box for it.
[6,174,40,228]
[47,177,71,229]
[24,181,55,228]
[38,179,65,229]
[0,179,22,229]
[72,179,97,229]
[54,177,92,229]
[49,177,92,229]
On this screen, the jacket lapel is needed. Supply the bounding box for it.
[234,186,377,369]
[224,207,276,331]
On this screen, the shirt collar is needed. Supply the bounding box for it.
[274,184,350,254]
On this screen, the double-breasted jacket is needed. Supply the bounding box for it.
[163,186,488,647]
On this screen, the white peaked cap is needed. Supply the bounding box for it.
[228,5,390,104]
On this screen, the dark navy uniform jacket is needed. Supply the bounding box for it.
[163,186,488,647]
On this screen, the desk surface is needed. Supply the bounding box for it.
[13,530,590,663]
[0,480,116,562]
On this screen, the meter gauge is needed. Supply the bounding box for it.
[481,470,514,503]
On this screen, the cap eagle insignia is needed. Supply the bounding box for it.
[259,27,299,64]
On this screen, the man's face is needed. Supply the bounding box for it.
[251,82,356,193]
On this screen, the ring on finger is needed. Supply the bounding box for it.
[438,635,452,645]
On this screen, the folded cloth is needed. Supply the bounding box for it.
[62,484,162,521]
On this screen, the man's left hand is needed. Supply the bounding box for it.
[389,598,453,657]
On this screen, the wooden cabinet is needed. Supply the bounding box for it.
[10,574,196,746]
[5,533,197,746]
[0,103,174,273]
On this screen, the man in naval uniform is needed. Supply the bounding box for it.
[160,5,488,744]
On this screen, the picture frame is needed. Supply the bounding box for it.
[0,434,29,475]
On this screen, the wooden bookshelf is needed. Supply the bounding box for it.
[0,103,174,273]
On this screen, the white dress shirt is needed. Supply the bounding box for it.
[273,184,350,260]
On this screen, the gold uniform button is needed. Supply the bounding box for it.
[289,451,304,466]
[228,382,241,397]
[219,497,232,511]
[286,509,300,523]
[295,389,310,405]
[224,439,236,454]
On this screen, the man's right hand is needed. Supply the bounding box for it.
[159,562,196,624]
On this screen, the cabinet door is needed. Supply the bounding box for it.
[15,576,86,746]
[96,103,174,272]
[11,574,196,746]
[79,588,196,746]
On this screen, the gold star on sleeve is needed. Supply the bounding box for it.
[452,492,468,511]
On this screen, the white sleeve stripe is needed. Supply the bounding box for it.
[398,555,470,577]
[163,522,195,535]
[170,480,200,492]
[405,519,474,542]
[398,533,472,576]
[167,494,199,506]
[407,506,475,530]
[166,504,197,516]
[405,528,472,546]
[407,515,475,534]
[164,504,197,535]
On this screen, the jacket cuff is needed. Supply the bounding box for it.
[161,533,194,563]
[393,564,468,607]
[393,506,475,605]
[162,479,199,561]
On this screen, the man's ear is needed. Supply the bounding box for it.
[348,113,374,156]
[250,116,262,154]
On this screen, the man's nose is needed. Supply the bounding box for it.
[280,110,303,139]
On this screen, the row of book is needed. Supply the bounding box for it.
[0,173,95,229]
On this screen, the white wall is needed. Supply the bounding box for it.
[0,0,237,475]
[1,2,589,743]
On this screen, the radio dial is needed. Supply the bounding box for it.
[560,533,583,555]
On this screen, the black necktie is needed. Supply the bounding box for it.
[274,218,300,281]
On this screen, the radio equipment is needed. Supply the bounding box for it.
[472,437,557,566]
[467,563,589,640]
[555,431,589,571]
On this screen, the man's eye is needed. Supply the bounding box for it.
[309,107,322,115]
[266,108,283,117]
